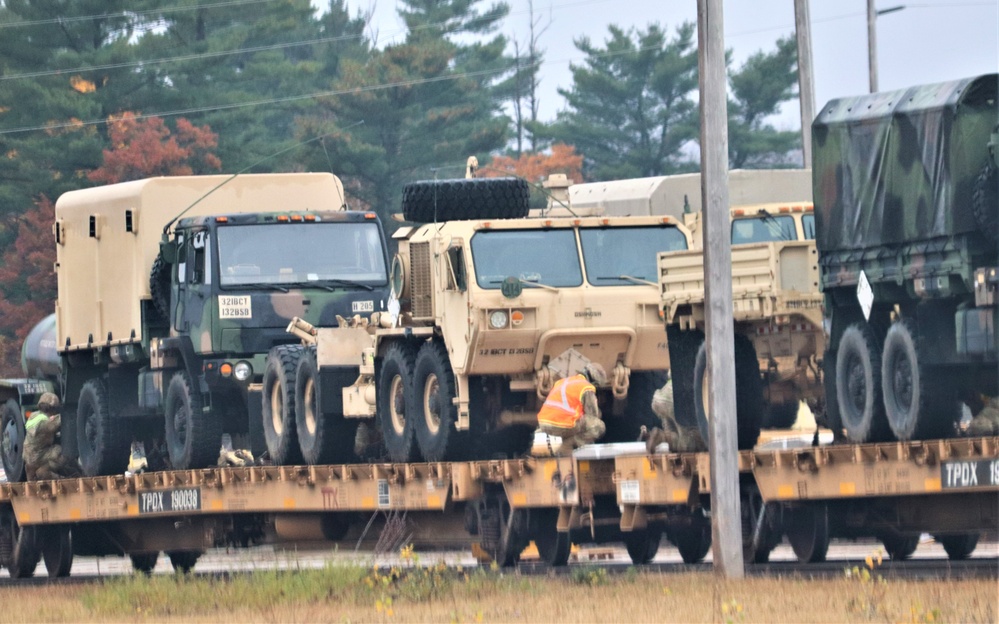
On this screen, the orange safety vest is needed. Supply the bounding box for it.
[537,375,595,429]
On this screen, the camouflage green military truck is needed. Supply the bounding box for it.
[659,203,822,450]
[815,74,998,443]
[275,177,693,464]
[40,173,390,476]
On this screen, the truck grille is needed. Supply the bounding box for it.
[410,242,433,319]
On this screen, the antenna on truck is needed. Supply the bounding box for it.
[161,121,366,235]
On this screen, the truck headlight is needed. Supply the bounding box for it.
[489,310,509,329]
[234,361,252,381]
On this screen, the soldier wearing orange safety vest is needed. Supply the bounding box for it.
[537,363,607,452]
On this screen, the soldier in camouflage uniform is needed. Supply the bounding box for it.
[968,396,999,436]
[645,378,706,453]
[23,393,80,481]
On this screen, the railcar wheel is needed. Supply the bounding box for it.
[786,503,830,563]
[8,521,40,578]
[378,343,418,463]
[532,510,570,567]
[1,398,26,483]
[165,371,219,470]
[880,533,919,560]
[693,335,763,450]
[835,323,889,442]
[936,533,979,560]
[296,347,357,465]
[624,528,662,565]
[130,552,160,574]
[41,527,73,578]
[882,318,959,440]
[412,340,458,462]
[669,520,712,564]
[77,378,129,476]
[167,550,201,574]
[402,178,530,223]
[262,345,305,465]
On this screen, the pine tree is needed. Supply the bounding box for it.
[727,35,801,168]
[540,23,700,181]
[297,0,512,224]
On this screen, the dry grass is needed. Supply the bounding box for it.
[0,563,994,624]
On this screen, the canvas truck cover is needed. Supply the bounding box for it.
[568,169,813,217]
[812,74,998,253]
[54,173,345,352]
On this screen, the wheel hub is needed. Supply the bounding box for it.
[270,386,284,435]
[424,375,441,434]
[173,406,189,445]
[304,379,318,435]
[390,376,406,435]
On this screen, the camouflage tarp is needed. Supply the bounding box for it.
[812,74,998,253]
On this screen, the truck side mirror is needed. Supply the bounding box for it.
[159,237,178,264]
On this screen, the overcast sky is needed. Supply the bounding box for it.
[339,0,998,129]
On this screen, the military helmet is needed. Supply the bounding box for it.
[37,392,60,411]
[581,362,608,386]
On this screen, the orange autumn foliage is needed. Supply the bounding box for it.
[484,144,584,184]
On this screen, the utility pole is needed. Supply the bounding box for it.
[696,0,744,579]
[867,0,878,92]
[794,0,816,168]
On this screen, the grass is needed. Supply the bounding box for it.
[0,555,994,623]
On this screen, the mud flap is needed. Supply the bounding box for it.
[246,384,265,457]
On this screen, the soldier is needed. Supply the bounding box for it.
[537,363,607,453]
[645,377,706,453]
[23,393,80,481]
[968,396,999,436]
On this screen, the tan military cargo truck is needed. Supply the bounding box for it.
[277,177,694,463]
[659,203,823,449]
[50,173,390,476]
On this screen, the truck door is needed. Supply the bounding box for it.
[439,240,473,370]
[172,230,212,347]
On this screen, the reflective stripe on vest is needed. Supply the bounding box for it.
[25,412,49,431]
[537,375,595,429]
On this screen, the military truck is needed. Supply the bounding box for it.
[34,173,390,477]
[270,177,693,464]
[659,203,822,449]
[815,74,998,443]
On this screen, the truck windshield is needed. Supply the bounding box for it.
[471,229,583,289]
[802,214,816,240]
[731,215,796,244]
[216,222,387,287]
[580,225,687,286]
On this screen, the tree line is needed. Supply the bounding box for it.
[0,0,801,374]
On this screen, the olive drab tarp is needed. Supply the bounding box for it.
[812,74,998,253]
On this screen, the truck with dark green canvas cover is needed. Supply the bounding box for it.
[814,74,998,443]
[5,173,392,479]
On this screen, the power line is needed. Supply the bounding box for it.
[0,41,670,137]
[0,0,616,83]
[0,0,277,29]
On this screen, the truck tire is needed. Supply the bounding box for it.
[149,252,171,321]
[295,347,357,465]
[612,370,668,443]
[624,528,662,565]
[401,178,530,223]
[667,326,703,430]
[41,526,73,578]
[935,533,979,560]
[412,340,458,462]
[972,160,997,244]
[881,318,959,440]
[532,509,570,567]
[77,378,129,476]
[822,351,842,437]
[262,345,305,466]
[130,552,159,574]
[377,343,418,462]
[835,323,889,443]
[164,371,220,470]
[693,335,763,450]
[1,398,26,483]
